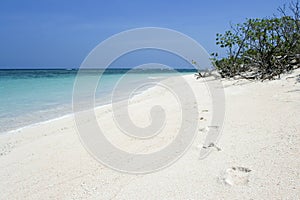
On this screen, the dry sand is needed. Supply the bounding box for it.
[0,69,299,199]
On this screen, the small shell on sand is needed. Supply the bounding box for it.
[222,167,251,186]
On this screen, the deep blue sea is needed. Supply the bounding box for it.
[0,69,195,133]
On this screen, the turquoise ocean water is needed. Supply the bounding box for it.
[0,69,195,133]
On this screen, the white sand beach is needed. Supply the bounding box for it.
[0,69,299,199]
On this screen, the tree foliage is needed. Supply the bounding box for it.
[212,0,300,80]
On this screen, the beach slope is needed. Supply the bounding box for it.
[0,69,299,199]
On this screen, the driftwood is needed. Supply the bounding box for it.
[194,70,218,80]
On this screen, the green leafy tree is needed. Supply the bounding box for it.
[213,0,300,80]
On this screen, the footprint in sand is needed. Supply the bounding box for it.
[221,167,252,186]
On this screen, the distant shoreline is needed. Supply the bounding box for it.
[0,68,198,72]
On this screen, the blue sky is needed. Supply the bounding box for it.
[0,0,290,69]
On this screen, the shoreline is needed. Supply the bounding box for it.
[0,71,299,199]
[1,73,186,135]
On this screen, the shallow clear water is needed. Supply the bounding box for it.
[0,69,195,133]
